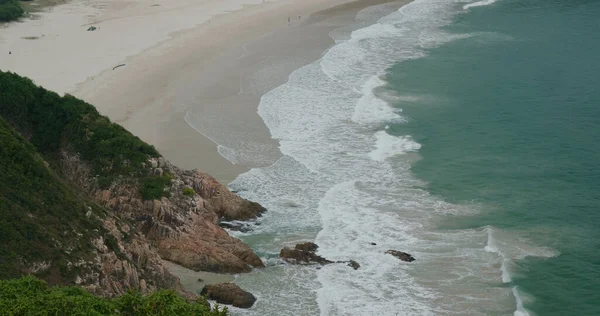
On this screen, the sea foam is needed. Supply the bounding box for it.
[464,0,498,10]
[228,0,546,315]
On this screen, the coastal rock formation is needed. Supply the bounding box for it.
[0,72,265,299]
[347,260,361,270]
[279,242,360,270]
[385,250,416,262]
[80,219,181,297]
[60,151,265,293]
[280,242,333,265]
[201,283,257,308]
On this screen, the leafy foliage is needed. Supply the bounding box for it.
[0,71,167,196]
[0,117,101,280]
[182,187,196,197]
[140,175,172,200]
[0,276,229,315]
[0,0,23,22]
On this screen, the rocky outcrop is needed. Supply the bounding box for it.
[201,283,257,308]
[280,242,360,270]
[280,242,333,265]
[385,250,416,262]
[58,151,265,295]
[347,260,361,270]
[59,217,182,298]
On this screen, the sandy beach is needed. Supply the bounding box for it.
[0,0,397,184]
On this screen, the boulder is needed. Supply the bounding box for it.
[385,250,415,262]
[294,242,319,252]
[347,260,360,270]
[201,283,256,308]
[280,244,332,265]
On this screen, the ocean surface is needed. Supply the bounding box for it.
[219,0,600,315]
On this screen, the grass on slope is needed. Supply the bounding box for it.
[0,117,104,280]
[0,71,169,200]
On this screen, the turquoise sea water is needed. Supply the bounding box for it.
[385,0,600,315]
[226,0,600,315]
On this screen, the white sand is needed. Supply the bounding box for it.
[0,0,287,94]
[0,0,396,183]
[162,260,234,294]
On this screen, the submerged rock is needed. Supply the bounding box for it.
[347,260,361,270]
[219,220,253,233]
[201,283,256,308]
[280,242,333,265]
[280,247,333,265]
[385,250,416,262]
[294,242,319,252]
[280,242,363,271]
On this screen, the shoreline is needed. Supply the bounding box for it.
[0,0,400,184]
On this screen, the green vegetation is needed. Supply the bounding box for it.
[0,276,228,315]
[0,73,224,311]
[0,71,169,198]
[140,175,172,200]
[0,0,23,22]
[183,187,196,197]
[0,117,101,280]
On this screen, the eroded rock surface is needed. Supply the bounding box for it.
[280,242,333,265]
[201,283,257,308]
[385,250,416,262]
[280,242,361,270]
[59,151,265,296]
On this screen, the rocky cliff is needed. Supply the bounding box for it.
[0,71,265,297]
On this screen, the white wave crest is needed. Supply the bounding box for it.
[369,130,421,161]
[464,0,498,10]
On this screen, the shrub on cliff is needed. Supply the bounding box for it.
[183,187,196,196]
[0,71,168,195]
[140,175,172,200]
[0,117,102,279]
[0,276,229,315]
[0,0,23,22]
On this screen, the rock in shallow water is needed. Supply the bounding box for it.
[347,260,361,270]
[200,283,256,308]
[280,247,333,265]
[294,242,319,252]
[385,250,416,262]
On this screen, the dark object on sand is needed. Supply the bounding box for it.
[197,278,204,283]
[87,26,97,31]
[112,64,126,70]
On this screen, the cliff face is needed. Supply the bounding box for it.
[0,71,265,297]
[61,152,265,274]
[56,145,265,297]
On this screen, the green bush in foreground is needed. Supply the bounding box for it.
[0,276,228,316]
[0,0,23,22]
